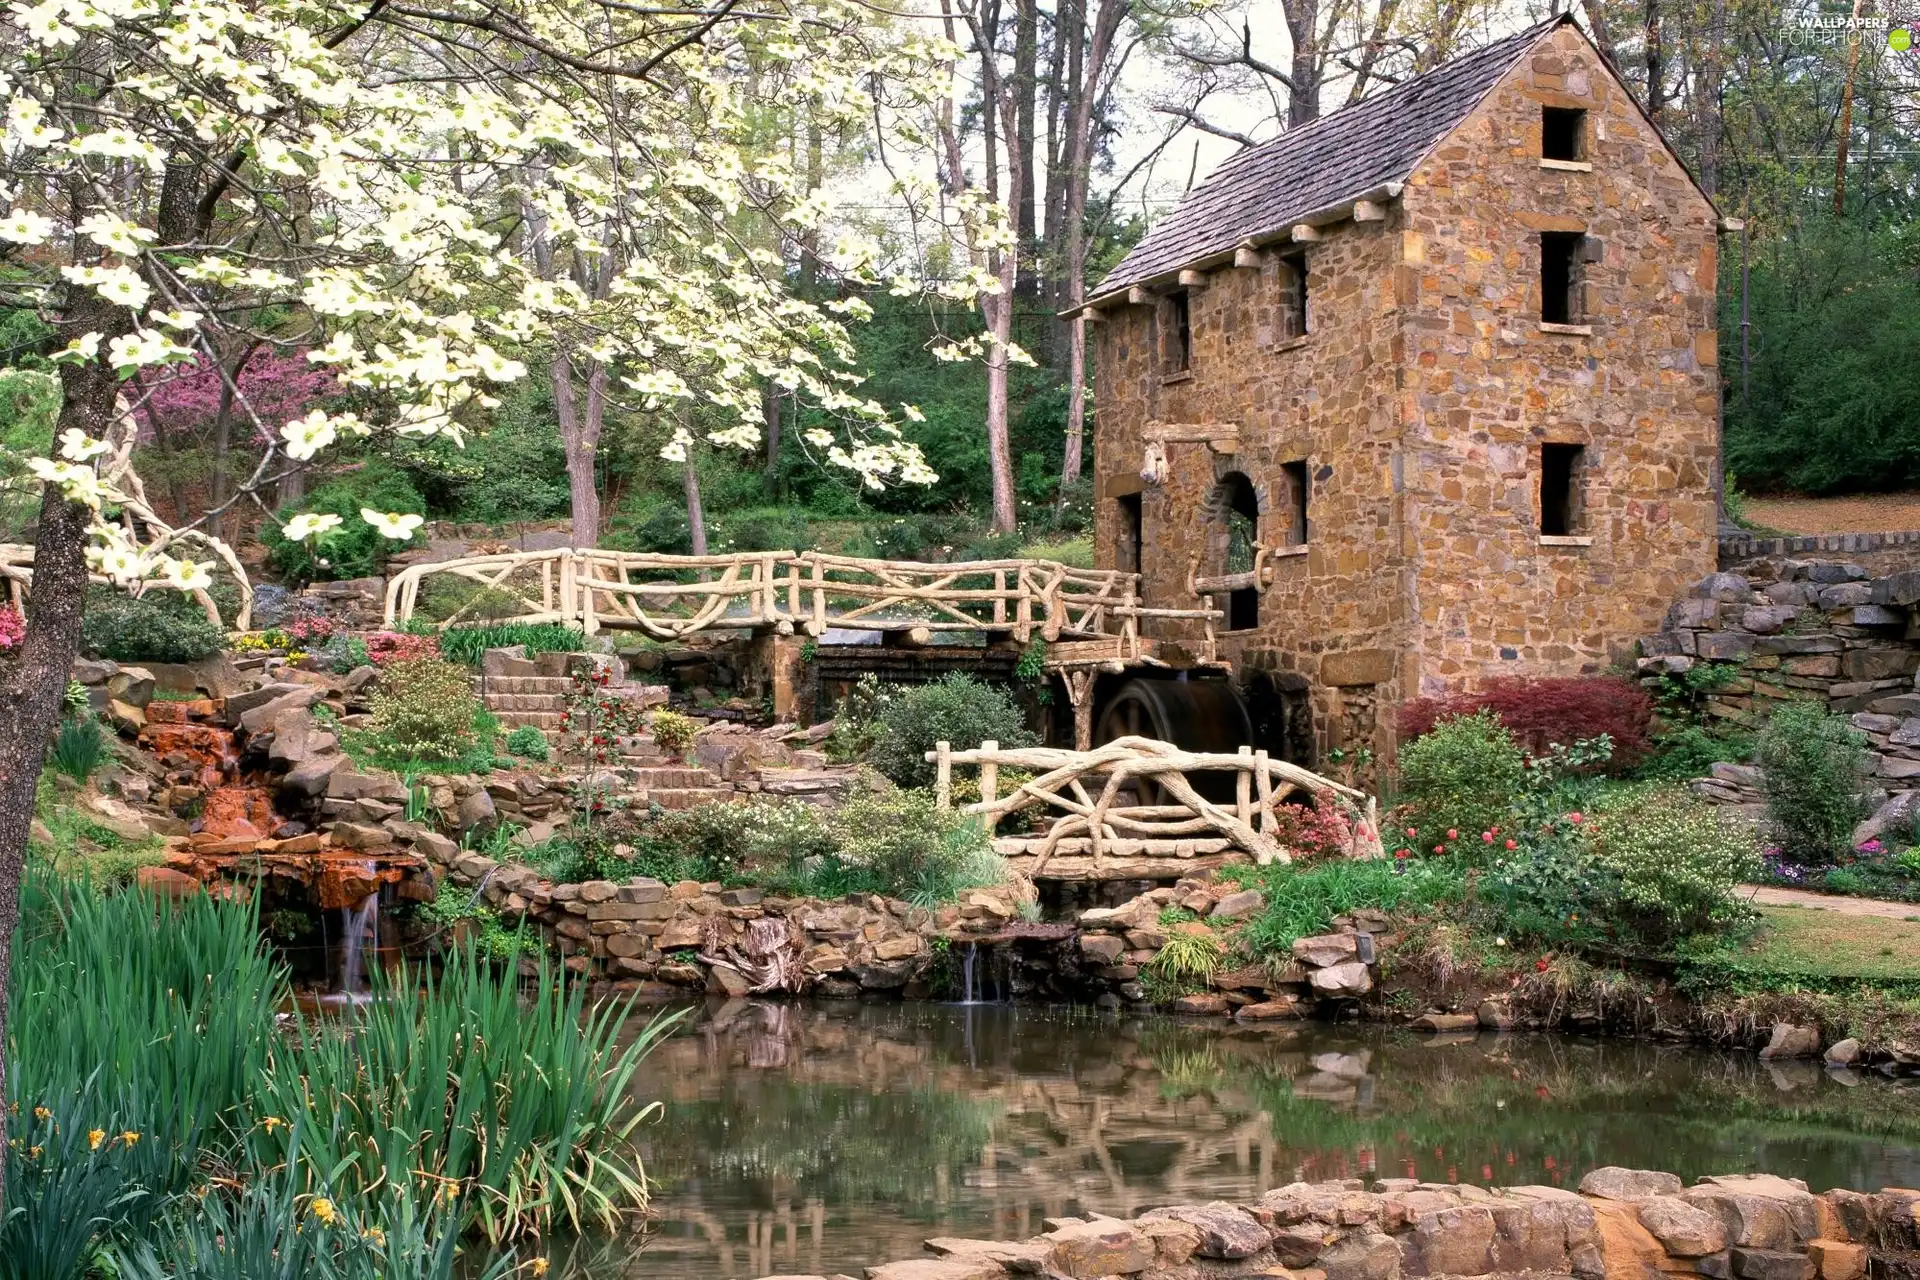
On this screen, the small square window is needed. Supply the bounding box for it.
[1116,493,1143,577]
[1543,107,1587,162]
[1277,253,1308,341]
[1162,290,1192,372]
[1540,231,1585,324]
[1541,443,1585,536]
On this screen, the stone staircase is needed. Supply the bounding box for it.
[476,673,732,807]
[479,674,572,734]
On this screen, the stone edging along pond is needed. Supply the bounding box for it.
[417,841,1885,1065]
[750,1168,1903,1280]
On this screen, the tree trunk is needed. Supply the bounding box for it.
[554,353,606,547]
[1694,0,1728,196]
[683,454,709,555]
[1013,0,1040,301]
[1281,0,1323,126]
[1056,0,1125,492]
[1832,0,1866,216]
[0,345,122,1208]
[1643,0,1665,122]
[984,281,1018,532]
[1062,314,1087,489]
[762,381,783,484]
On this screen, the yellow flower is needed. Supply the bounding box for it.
[361,1227,386,1247]
[442,1183,459,1204]
[27,1145,43,1160]
[310,1197,338,1227]
[119,1130,140,1146]
[531,1260,550,1278]
[261,1116,285,1134]
[88,1129,105,1151]
[31,1106,50,1122]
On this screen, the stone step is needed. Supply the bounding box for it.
[644,786,735,810]
[484,692,568,713]
[494,710,565,731]
[477,675,574,695]
[626,766,718,790]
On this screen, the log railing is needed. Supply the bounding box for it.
[930,735,1382,878]
[384,548,1222,655]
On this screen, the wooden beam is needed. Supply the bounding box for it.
[1083,307,1104,323]
[1127,286,1149,305]
[1352,199,1387,222]
[1290,224,1322,243]
[1143,421,1241,446]
[1177,268,1207,288]
[1233,245,1261,269]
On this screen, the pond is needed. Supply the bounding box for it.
[590,1000,1920,1280]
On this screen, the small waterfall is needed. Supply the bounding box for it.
[336,891,379,1000]
[960,943,979,1004]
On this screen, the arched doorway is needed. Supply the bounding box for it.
[1208,472,1260,631]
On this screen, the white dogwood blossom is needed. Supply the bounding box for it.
[282,512,343,542]
[0,0,964,598]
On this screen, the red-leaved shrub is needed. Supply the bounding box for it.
[1397,676,1652,771]
[366,630,441,666]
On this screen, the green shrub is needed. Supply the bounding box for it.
[317,633,371,674]
[648,798,835,885]
[504,725,550,761]
[80,587,225,663]
[264,465,425,583]
[811,787,1004,905]
[439,623,586,667]
[648,709,698,758]
[1018,536,1094,568]
[709,505,811,553]
[1147,929,1225,983]
[48,715,107,782]
[367,659,481,763]
[1395,709,1528,853]
[1584,786,1759,944]
[868,674,1034,788]
[415,576,528,625]
[1757,699,1870,864]
[1221,857,1467,956]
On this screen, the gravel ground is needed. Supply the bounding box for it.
[1746,493,1920,534]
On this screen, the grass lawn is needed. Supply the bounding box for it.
[1736,905,1920,983]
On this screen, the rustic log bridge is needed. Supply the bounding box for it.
[384,548,1223,660]
[931,735,1382,879]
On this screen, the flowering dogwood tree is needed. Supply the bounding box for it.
[0,0,966,1192]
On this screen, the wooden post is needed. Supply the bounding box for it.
[979,740,999,832]
[1236,745,1252,825]
[810,556,826,635]
[1254,749,1275,833]
[935,740,952,811]
[993,569,1007,627]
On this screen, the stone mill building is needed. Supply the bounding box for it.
[1078,13,1727,765]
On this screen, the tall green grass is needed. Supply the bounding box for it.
[246,949,674,1244]
[1220,857,1468,957]
[6,866,674,1266]
[439,623,588,667]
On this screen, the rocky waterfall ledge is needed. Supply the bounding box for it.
[755,1168,1904,1280]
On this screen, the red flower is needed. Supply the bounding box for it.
[1394,848,1410,860]
[1535,957,1550,972]
[1505,839,1518,851]
[1406,827,1417,838]
[1566,811,1584,824]
[1446,829,1458,840]
[1432,844,1443,854]
[1482,831,1495,843]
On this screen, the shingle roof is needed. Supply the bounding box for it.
[1091,16,1567,301]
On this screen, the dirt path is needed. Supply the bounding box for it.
[1746,493,1920,535]
[1745,884,1920,920]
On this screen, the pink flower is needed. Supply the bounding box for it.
[1566,812,1584,824]
[1482,831,1495,844]
[1447,829,1458,840]
[1505,839,1518,851]
[0,606,24,651]
[1406,827,1417,838]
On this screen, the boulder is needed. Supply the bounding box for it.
[1236,997,1302,1022]
[456,786,497,832]
[867,1261,1005,1280]
[1079,933,1125,964]
[71,657,118,685]
[1693,572,1754,602]
[1293,932,1359,967]
[1825,1038,1862,1066]
[1760,1023,1822,1060]
[238,687,323,735]
[106,666,155,708]
[136,866,203,899]
[1309,960,1372,996]
[1681,1177,1821,1250]
[277,753,346,799]
[1806,1239,1868,1280]
[1135,1203,1270,1259]
[1315,1226,1401,1280]
[1729,1248,1816,1280]
[1043,1220,1153,1278]
[1411,1011,1479,1032]
[1171,993,1230,1015]
[224,682,309,719]
[925,1238,1051,1274]
[105,698,146,735]
[1210,889,1263,920]
[1636,1195,1731,1256]
[1579,1167,1685,1200]
[482,646,537,676]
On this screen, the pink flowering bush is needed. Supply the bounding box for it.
[366,631,441,666]
[1270,790,1355,861]
[0,604,24,651]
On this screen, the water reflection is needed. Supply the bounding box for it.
[597,1000,1920,1280]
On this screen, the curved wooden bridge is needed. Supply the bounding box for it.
[384,547,1221,655]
